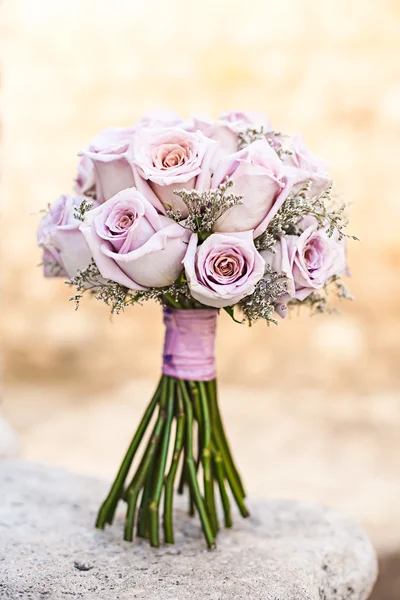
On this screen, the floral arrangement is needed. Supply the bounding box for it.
[37,109,354,549]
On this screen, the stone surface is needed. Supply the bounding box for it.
[0,461,377,600]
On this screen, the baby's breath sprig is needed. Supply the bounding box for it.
[238,127,293,159]
[288,275,353,316]
[264,131,293,160]
[32,203,51,216]
[266,181,357,242]
[239,267,289,325]
[42,259,65,277]
[126,277,193,310]
[68,259,131,313]
[237,126,266,149]
[254,231,277,253]
[166,179,243,236]
[74,198,94,222]
[288,292,329,315]
[330,275,354,301]
[68,260,196,314]
[266,180,314,237]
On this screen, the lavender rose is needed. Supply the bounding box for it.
[80,188,190,289]
[80,126,136,204]
[219,110,271,130]
[129,127,217,216]
[183,231,265,308]
[262,219,348,301]
[136,109,185,129]
[74,155,96,196]
[37,194,92,278]
[188,111,272,158]
[283,134,328,175]
[211,139,286,235]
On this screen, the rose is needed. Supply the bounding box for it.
[261,219,348,301]
[80,126,136,203]
[283,134,328,175]
[129,127,217,216]
[183,231,265,308]
[211,139,286,235]
[37,194,92,278]
[80,188,191,289]
[282,164,331,205]
[280,135,330,202]
[188,111,272,161]
[74,155,96,196]
[136,109,185,129]
[219,110,271,131]
[287,222,348,300]
[260,237,295,318]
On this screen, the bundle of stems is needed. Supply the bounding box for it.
[95,375,249,549]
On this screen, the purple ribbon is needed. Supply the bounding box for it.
[162,308,218,381]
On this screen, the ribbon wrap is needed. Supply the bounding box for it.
[162,308,217,381]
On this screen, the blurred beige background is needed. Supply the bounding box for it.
[0,1,399,597]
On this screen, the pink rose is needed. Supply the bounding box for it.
[80,126,136,203]
[219,110,272,133]
[212,139,286,235]
[283,134,328,175]
[283,165,330,200]
[188,111,272,160]
[37,194,92,278]
[74,155,96,196]
[136,109,185,129]
[129,127,217,216]
[280,137,330,201]
[80,188,190,289]
[188,114,239,157]
[260,237,295,318]
[183,231,265,308]
[262,220,348,301]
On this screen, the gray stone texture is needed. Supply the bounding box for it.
[0,461,377,600]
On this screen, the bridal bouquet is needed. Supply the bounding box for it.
[37,110,354,549]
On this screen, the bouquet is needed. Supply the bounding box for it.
[36,110,354,549]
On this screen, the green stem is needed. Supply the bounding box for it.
[198,382,219,535]
[212,423,249,519]
[177,448,187,494]
[136,472,152,539]
[179,380,215,550]
[124,377,168,542]
[149,377,175,548]
[187,381,202,517]
[137,436,162,539]
[163,383,185,544]
[189,381,204,469]
[162,294,182,309]
[212,449,233,528]
[208,379,247,500]
[95,380,162,529]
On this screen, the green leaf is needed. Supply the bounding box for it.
[222,306,243,324]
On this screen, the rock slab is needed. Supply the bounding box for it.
[0,461,377,600]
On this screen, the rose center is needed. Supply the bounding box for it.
[211,253,246,283]
[304,238,325,272]
[106,208,137,237]
[154,143,189,170]
[118,213,134,229]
